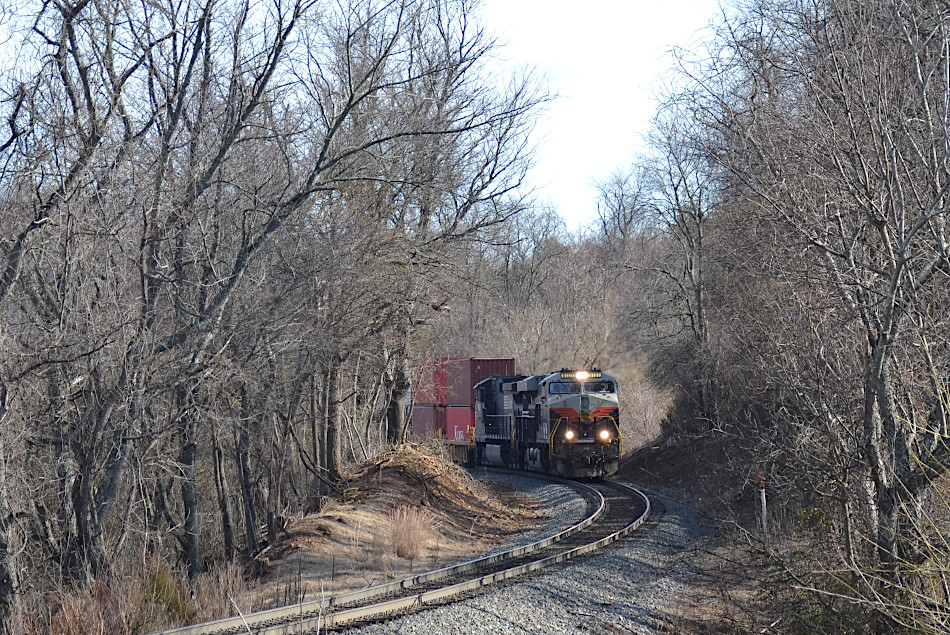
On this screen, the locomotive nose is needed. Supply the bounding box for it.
[580,395,591,421]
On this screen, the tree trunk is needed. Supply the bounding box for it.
[176,387,203,578]
[0,381,22,632]
[309,373,327,500]
[862,332,930,627]
[385,360,410,445]
[212,421,235,561]
[70,388,119,583]
[383,340,411,446]
[864,338,896,579]
[325,363,342,483]
[237,387,260,559]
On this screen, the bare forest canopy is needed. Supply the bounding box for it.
[0,0,552,631]
[0,0,948,633]
[593,0,950,631]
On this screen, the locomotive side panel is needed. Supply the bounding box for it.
[474,375,523,467]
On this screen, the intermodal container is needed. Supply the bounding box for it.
[409,404,444,440]
[413,361,447,405]
[444,358,516,406]
[446,406,475,442]
[413,357,515,408]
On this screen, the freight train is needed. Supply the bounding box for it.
[411,358,622,478]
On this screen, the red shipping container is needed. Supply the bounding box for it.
[413,360,447,405]
[410,404,445,440]
[413,358,515,408]
[446,406,475,442]
[444,358,515,406]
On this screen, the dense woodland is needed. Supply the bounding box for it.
[0,0,947,632]
[612,0,950,631]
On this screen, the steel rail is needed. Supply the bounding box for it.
[254,481,650,634]
[151,473,610,635]
[321,481,651,633]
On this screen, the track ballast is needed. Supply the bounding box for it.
[150,473,650,635]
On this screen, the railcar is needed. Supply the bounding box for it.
[474,369,622,478]
[410,357,516,463]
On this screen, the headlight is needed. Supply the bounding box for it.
[575,370,590,381]
[564,429,575,440]
[599,429,611,440]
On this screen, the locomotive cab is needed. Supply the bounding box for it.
[474,369,622,478]
[545,370,621,478]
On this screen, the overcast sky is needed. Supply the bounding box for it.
[478,0,724,229]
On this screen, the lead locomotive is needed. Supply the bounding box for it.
[474,369,622,478]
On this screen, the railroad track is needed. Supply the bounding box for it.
[151,475,650,635]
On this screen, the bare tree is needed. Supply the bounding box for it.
[0,0,543,622]
[594,107,723,431]
[663,0,950,628]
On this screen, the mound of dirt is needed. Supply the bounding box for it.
[344,443,545,535]
[249,443,545,611]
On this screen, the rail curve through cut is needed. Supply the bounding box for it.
[150,474,649,635]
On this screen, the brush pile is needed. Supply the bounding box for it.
[250,442,546,607]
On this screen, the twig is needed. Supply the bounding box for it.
[228,593,252,634]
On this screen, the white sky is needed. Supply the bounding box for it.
[479,0,724,230]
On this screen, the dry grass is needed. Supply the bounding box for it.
[248,443,546,610]
[388,505,434,561]
[25,565,194,635]
[19,560,256,635]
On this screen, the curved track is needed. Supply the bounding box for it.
[150,475,650,635]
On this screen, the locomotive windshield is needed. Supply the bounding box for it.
[548,380,615,395]
[548,380,581,394]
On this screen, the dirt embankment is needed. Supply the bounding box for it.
[249,444,545,610]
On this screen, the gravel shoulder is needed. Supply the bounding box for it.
[346,476,715,634]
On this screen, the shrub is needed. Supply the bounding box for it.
[388,506,433,562]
